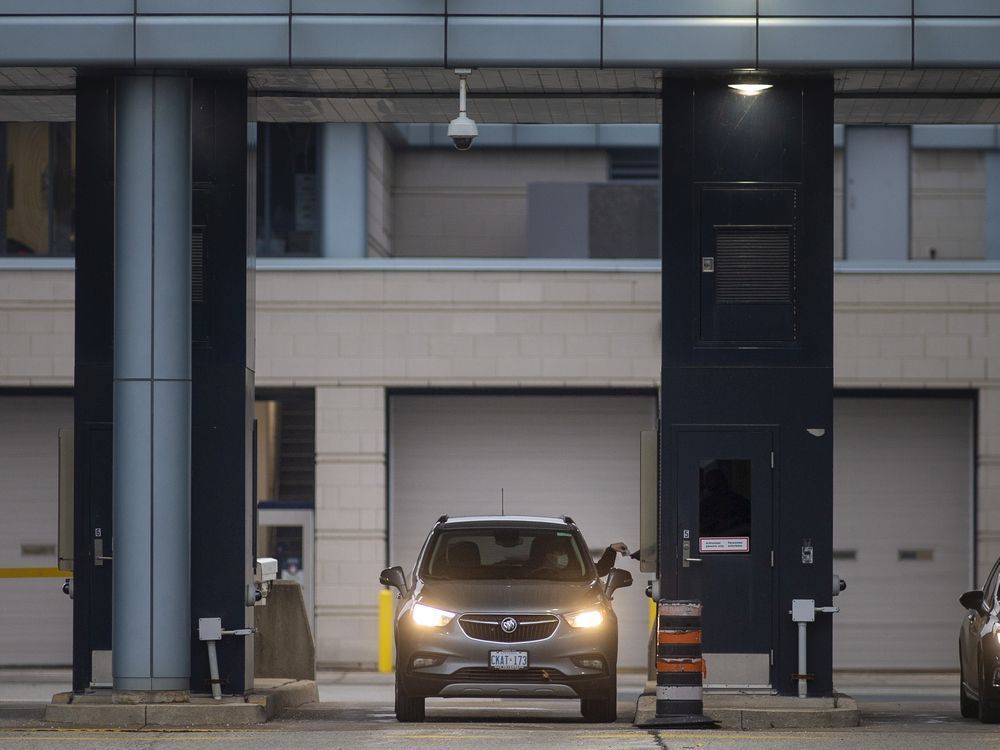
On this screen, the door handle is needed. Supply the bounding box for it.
[94,538,112,566]
[684,557,703,563]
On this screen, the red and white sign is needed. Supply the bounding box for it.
[699,537,750,553]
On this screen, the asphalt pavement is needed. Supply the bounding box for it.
[0,669,995,750]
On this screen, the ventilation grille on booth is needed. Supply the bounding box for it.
[191,225,205,303]
[714,226,793,303]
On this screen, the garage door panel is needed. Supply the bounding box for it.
[390,393,656,669]
[833,396,972,670]
[0,396,74,666]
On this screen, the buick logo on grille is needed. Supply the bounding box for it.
[500,617,518,633]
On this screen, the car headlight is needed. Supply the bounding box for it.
[565,608,604,629]
[411,602,456,628]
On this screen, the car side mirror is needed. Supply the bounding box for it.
[959,589,985,612]
[605,568,633,599]
[380,566,407,596]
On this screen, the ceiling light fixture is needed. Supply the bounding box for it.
[728,83,773,96]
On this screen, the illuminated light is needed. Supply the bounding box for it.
[411,602,456,628]
[728,83,773,96]
[565,608,605,629]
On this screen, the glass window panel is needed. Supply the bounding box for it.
[1,122,75,257]
[256,123,318,257]
[257,524,305,584]
[420,529,591,582]
[699,458,752,540]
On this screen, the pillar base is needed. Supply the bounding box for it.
[112,689,190,704]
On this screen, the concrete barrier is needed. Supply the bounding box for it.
[254,580,316,681]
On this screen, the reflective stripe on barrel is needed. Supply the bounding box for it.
[654,601,704,718]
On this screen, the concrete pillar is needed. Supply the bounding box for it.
[844,126,910,261]
[112,74,192,694]
[317,123,367,258]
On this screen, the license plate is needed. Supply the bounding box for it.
[489,650,528,670]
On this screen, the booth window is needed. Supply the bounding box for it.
[699,459,751,539]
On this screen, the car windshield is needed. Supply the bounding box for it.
[420,528,592,582]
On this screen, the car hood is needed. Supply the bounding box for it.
[413,578,606,615]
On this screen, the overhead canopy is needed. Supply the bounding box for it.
[2,67,1000,124]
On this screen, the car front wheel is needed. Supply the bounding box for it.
[960,647,978,718]
[395,674,425,723]
[581,679,617,723]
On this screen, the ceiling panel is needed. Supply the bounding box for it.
[1,66,1000,123]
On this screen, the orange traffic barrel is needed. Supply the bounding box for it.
[637,600,716,728]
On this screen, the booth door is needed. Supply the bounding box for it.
[675,429,774,688]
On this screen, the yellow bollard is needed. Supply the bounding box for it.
[378,588,395,673]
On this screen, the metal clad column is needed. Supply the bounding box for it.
[113,74,192,694]
[318,123,367,258]
[845,126,910,261]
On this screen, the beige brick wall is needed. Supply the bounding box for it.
[0,270,74,386]
[911,150,987,261]
[391,149,609,258]
[255,270,661,389]
[3,267,1000,664]
[314,385,386,666]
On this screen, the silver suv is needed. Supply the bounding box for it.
[379,515,633,723]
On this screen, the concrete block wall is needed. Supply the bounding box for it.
[0,270,74,385]
[391,149,609,258]
[911,150,987,260]
[2,266,999,665]
[314,385,386,667]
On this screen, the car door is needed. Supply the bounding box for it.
[964,559,1000,690]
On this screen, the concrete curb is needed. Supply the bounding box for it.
[248,679,320,720]
[41,679,318,728]
[0,703,48,725]
[634,693,861,730]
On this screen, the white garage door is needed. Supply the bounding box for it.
[833,396,973,669]
[0,396,73,665]
[390,394,656,669]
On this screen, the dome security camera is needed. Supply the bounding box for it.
[449,69,477,151]
[448,113,478,151]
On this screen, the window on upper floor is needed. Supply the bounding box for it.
[0,122,75,257]
[256,123,319,258]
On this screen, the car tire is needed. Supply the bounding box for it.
[581,679,617,723]
[960,647,979,719]
[960,675,979,718]
[979,659,1000,724]
[395,675,425,723]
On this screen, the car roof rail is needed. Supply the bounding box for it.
[561,515,575,525]
[436,514,449,524]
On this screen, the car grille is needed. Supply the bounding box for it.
[452,667,567,683]
[459,614,559,643]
